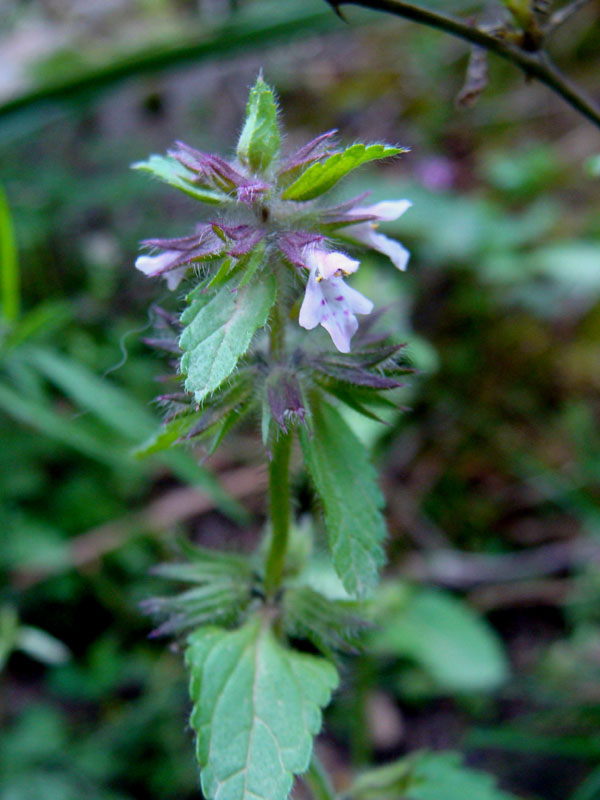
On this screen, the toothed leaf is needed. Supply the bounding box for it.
[283,586,367,656]
[237,76,281,173]
[298,394,387,597]
[133,154,228,204]
[282,143,405,201]
[179,274,276,403]
[186,617,338,800]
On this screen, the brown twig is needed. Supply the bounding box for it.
[402,538,600,588]
[328,0,600,128]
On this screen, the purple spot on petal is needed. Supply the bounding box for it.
[322,315,329,321]
[344,310,350,316]
[335,296,344,301]
[321,299,326,305]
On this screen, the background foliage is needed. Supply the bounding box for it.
[1,1,600,799]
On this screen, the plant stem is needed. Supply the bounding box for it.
[269,295,286,363]
[329,0,600,128]
[264,429,293,598]
[305,754,337,800]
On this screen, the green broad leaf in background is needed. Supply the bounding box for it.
[132,154,228,204]
[282,143,404,202]
[349,751,517,800]
[186,616,338,800]
[586,154,600,177]
[180,274,276,404]
[369,585,509,692]
[237,75,281,174]
[298,395,387,597]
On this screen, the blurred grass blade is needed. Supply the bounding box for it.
[570,767,600,800]
[27,347,249,522]
[0,1,341,124]
[28,347,157,441]
[3,301,71,351]
[0,185,19,323]
[0,381,122,465]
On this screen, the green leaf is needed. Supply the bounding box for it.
[570,765,600,800]
[134,411,198,457]
[180,274,276,404]
[0,606,19,671]
[349,751,517,800]
[16,626,71,665]
[0,184,19,323]
[369,585,509,692]
[282,586,367,656]
[145,548,254,635]
[135,373,255,458]
[186,616,338,800]
[298,394,387,597]
[282,143,404,202]
[237,75,281,173]
[133,154,228,204]
[586,154,600,177]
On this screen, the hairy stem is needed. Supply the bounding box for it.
[329,0,600,128]
[264,430,293,598]
[269,295,286,362]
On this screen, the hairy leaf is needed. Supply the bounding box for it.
[186,616,338,800]
[316,379,398,423]
[282,143,404,202]
[237,76,280,173]
[283,586,367,656]
[145,546,254,636]
[134,412,197,457]
[179,275,275,403]
[298,395,387,596]
[133,154,228,204]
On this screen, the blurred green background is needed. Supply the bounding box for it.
[1,1,600,798]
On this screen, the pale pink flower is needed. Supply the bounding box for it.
[345,199,412,272]
[135,251,187,290]
[298,248,373,353]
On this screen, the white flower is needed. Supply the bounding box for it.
[135,251,187,290]
[298,248,373,353]
[345,199,412,271]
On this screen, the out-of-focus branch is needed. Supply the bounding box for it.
[0,7,339,123]
[326,0,600,128]
[546,0,596,35]
[402,537,600,588]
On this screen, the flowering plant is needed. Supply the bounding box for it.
[135,76,414,800]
